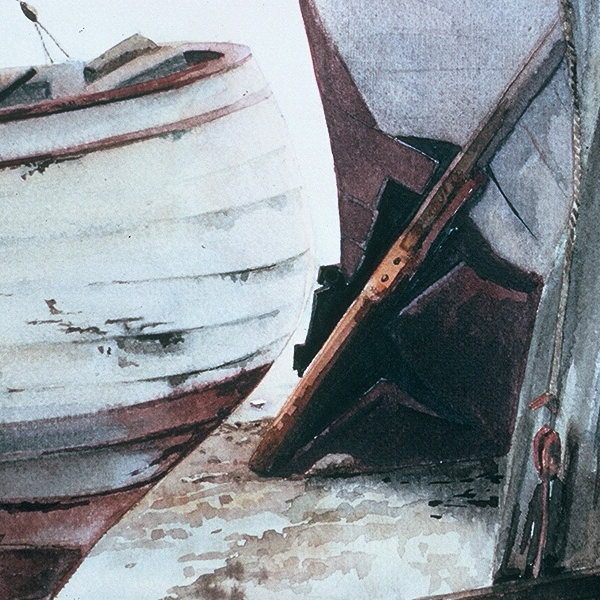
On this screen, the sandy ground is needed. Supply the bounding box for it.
[58,414,503,600]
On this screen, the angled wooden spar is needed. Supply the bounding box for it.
[250,19,565,476]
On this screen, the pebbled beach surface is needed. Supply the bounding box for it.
[58,417,503,600]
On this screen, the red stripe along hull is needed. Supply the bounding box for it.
[0,364,270,600]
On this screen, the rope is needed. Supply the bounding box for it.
[546,0,582,404]
[18,1,70,62]
[37,21,70,59]
[34,23,54,64]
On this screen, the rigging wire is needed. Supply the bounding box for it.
[34,22,54,63]
[36,20,70,59]
[17,1,70,62]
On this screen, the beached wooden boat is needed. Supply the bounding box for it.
[252,0,571,476]
[253,0,600,595]
[0,35,312,599]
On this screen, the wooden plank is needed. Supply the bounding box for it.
[249,19,565,476]
[418,566,600,600]
[0,67,37,105]
[83,34,159,83]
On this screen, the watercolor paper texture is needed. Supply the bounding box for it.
[1,1,600,599]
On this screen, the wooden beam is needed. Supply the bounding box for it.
[0,68,36,104]
[417,567,600,600]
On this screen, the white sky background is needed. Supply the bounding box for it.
[0,0,339,264]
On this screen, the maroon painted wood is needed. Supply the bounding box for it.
[299,0,438,277]
[0,364,270,599]
[280,258,542,475]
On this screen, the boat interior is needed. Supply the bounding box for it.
[0,34,224,109]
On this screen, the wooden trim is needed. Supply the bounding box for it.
[0,359,275,453]
[0,364,270,502]
[0,87,270,169]
[249,19,565,476]
[0,42,251,124]
[418,567,600,599]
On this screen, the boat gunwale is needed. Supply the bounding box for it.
[0,41,251,125]
[0,362,274,467]
[0,85,271,169]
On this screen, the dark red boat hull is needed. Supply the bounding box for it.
[0,364,270,600]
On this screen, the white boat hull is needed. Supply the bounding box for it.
[0,42,312,599]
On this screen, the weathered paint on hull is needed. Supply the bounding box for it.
[0,41,312,598]
[0,364,270,600]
